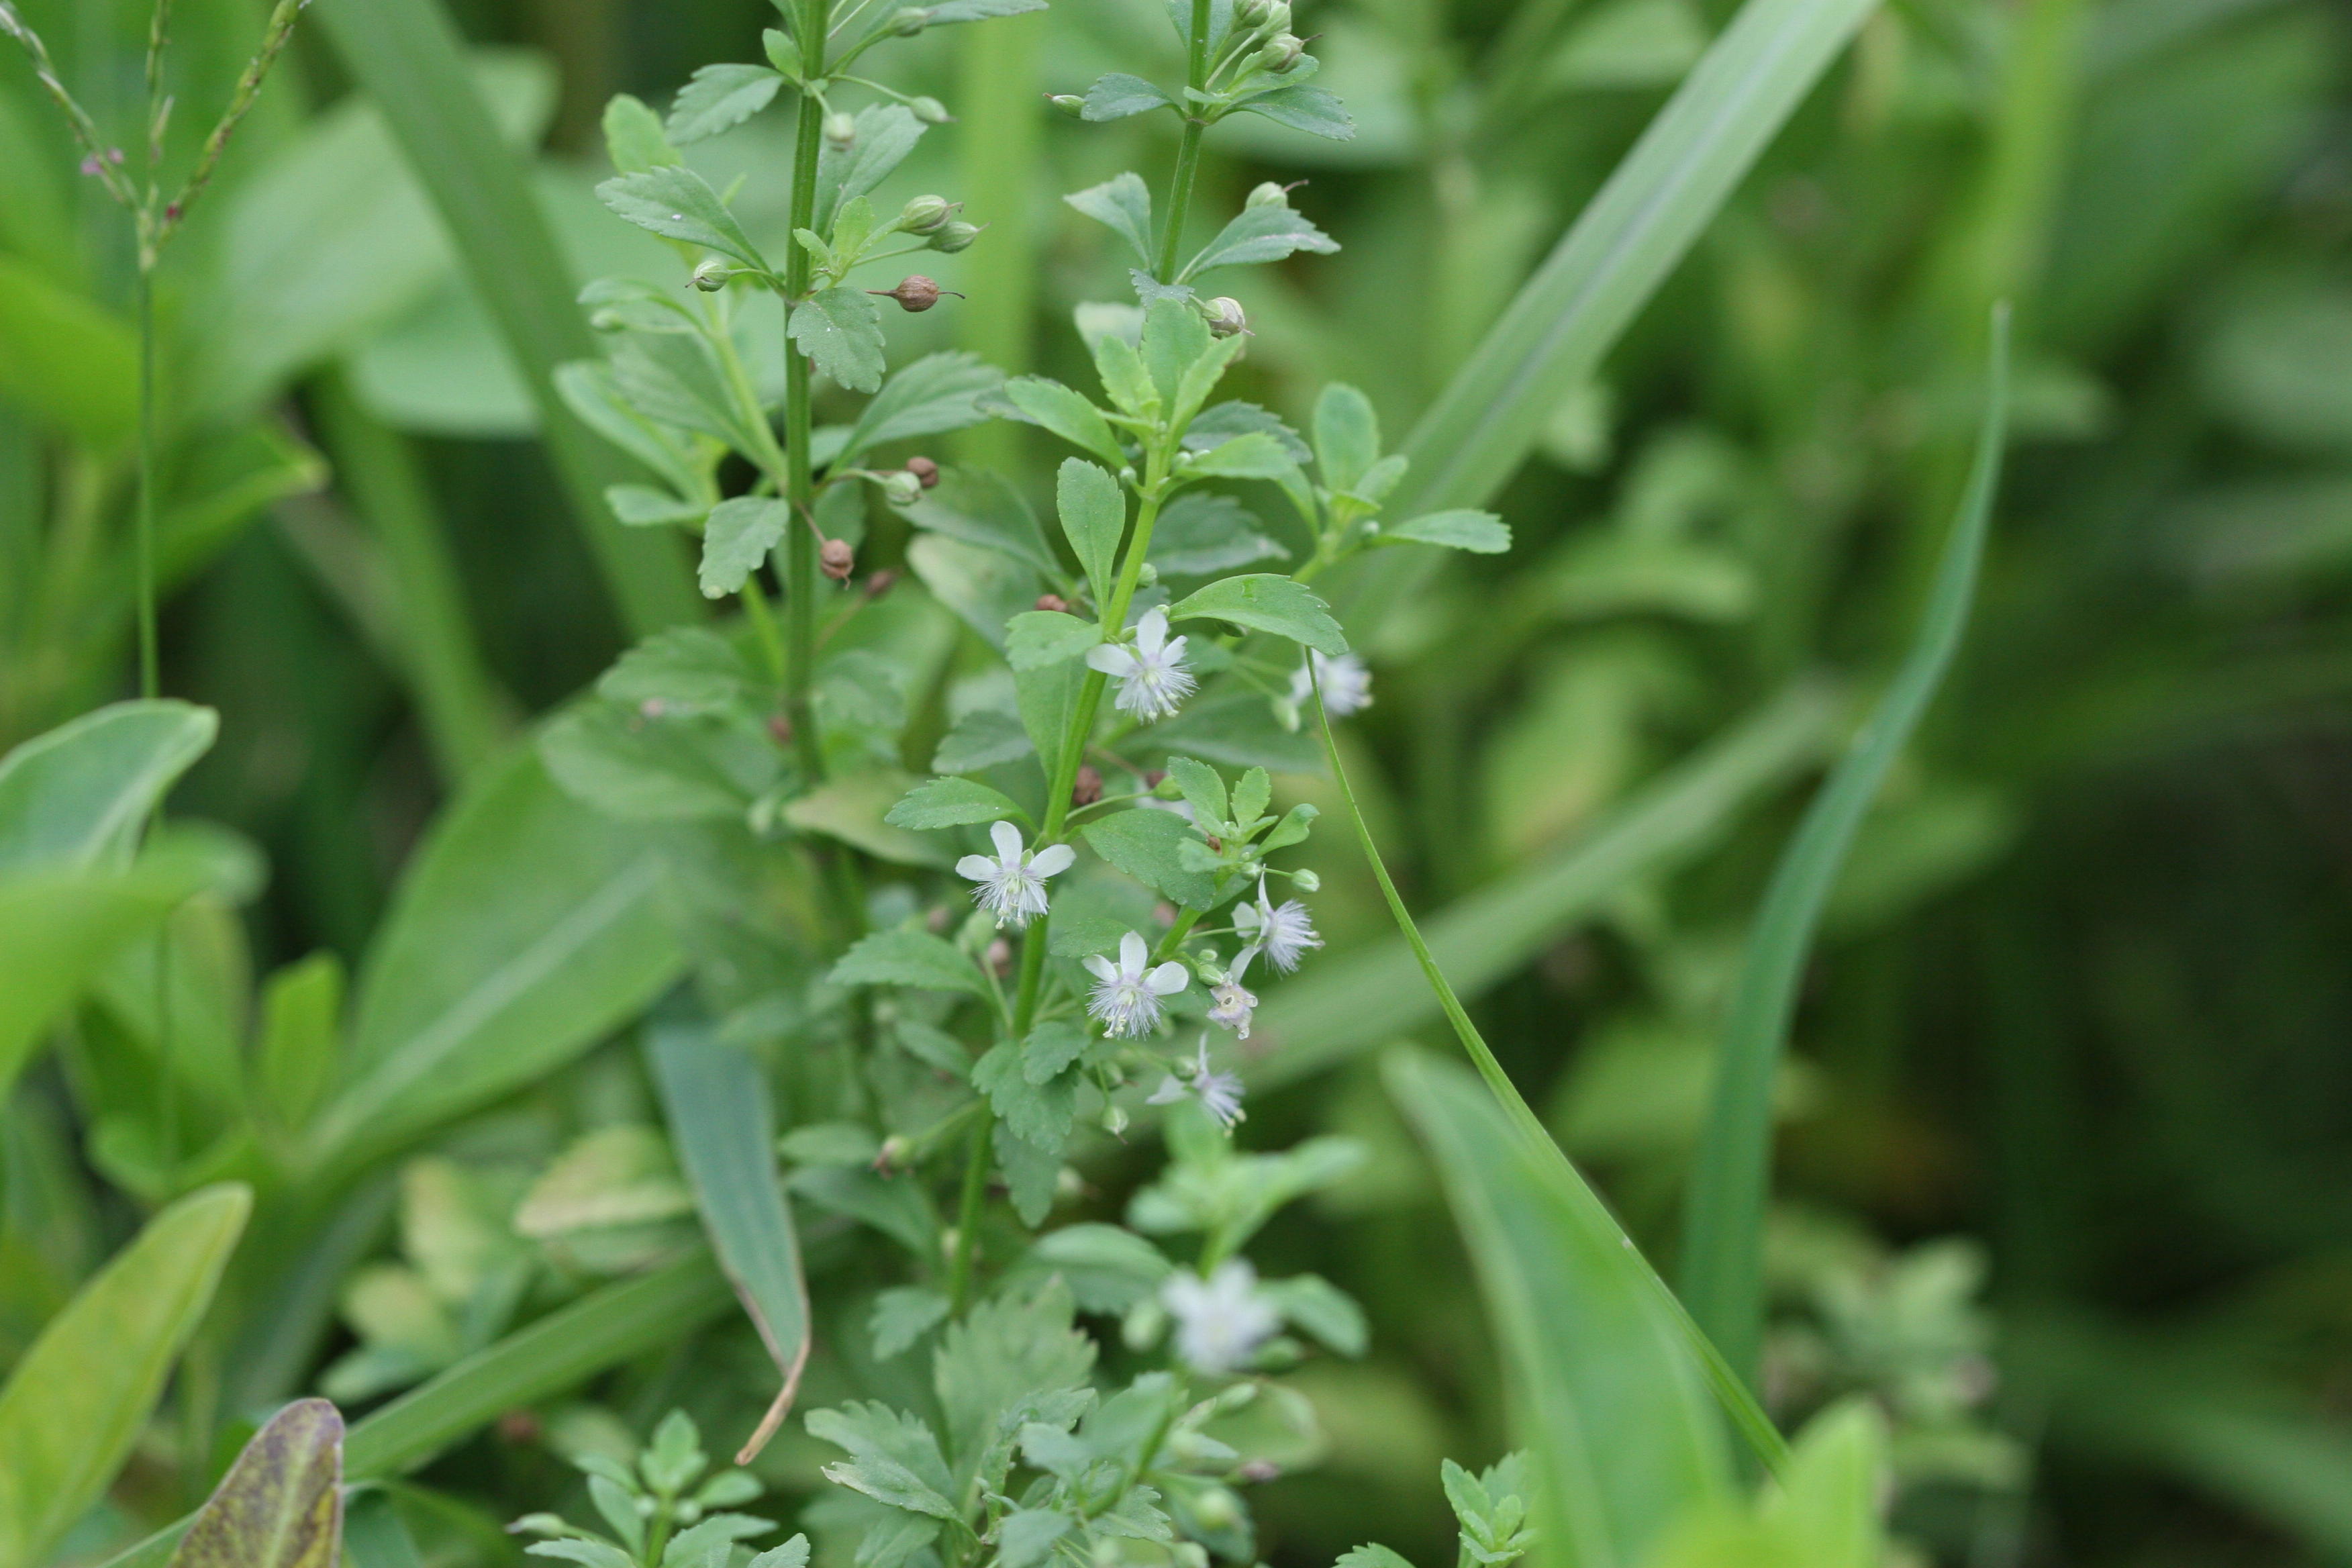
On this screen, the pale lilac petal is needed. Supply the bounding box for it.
[1028,843,1076,877]
[1085,643,1139,677]
[956,854,996,881]
[1145,961,1189,995]
[988,818,1024,862]
[1118,931,1148,971]
[1084,953,1119,981]
[1134,606,1169,654]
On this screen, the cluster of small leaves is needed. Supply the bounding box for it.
[1334,1456,1534,1568]
[516,1411,807,1568]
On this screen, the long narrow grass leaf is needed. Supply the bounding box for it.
[1678,309,2010,1386]
[311,0,701,637]
[648,1018,812,1464]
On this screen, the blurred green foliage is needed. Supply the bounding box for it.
[5,0,2352,1561]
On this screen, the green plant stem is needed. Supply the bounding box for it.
[134,266,158,701]
[1154,0,1216,283]
[946,1118,990,1312]
[781,31,830,788]
[1306,669,1794,1478]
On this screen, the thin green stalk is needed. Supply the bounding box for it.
[1306,668,1794,1478]
[133,266,158,702]
[1153,0,1216,283]
[781,11,830,789]
[946,1118,990,1312]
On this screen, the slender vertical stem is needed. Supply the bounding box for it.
[1153,0,1216,283]
[946,1119,991,1312]
[134,266,159,701]
[781,24,830,787]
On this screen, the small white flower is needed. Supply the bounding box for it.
[1208,977,1258,1038]
[1086,930,1189,1037]
[1232,877,1321,973]
[1290,650,1373,718]
[1148,1035,1248,1126]
[1160,1258,1280,1375]
[1086,607,1195,722]
[955,819,1075,928]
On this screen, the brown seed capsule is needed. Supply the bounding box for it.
[820,539,856,579]
[871,275,963,313]
[864,568,899,598]
[1205,836,1225,852]
[905,454,941,487]
[767,713,795,747]
[1034,593,1069,613]
[1144,769,1167,788]
[1073,765,1104,807]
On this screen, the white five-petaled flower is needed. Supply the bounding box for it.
[1086,606,1195,722]
[1208,976,1259,1038]
[1085,930,1189,1037]
[955,818,1073,928]
[1150,1034,1249,1126]
[1291,650,1373,718]
[1160,1257,1280,1375]
[1233,877,1322,973]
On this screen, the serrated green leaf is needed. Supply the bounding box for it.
[806,1403,959,1519]
[1166,575,1348,656]
[1183,432,1295,479]
[1181,203,1338,281]
[596,166,769,269]
[972,1043,1078,1148]
[1082,809,1216,908]
[830,930,987,995]
[1065,173,1155,268]
[991,379,1127,469]
[814,106,926,232]
[667,64,785,144]
[871,1287,952,1359]
[838,352,1005,469]
[1228,84,1355,140]
[699,497,789,597]
[602,92,683,173]
[932,707,1034,773]
[1023,1020,1089,1084]
[997,1511,1073,1568]
[1163,756,1229,827]
[885,777,1023,830]
[1312,384,1379,496]
[905,467,1059,575]
[791,289,888,394]
[1083,74,1175,121]
[1383,510,1512,553]
[1057,460,1126,604]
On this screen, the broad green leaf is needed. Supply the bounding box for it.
[786,773,955,867]
[1250,683,1837,1087]
[650,1021,810,1459]
[905,467,1059,575]
[1166,575,1349,655]
[1179,203,1338,281]
[1006,609,1104,672]
[1183,432,1295,479]
[0,854,216,1105]
[602,92,682,173]
[1389,1053,1732,1568]
[790,289,889,394]
[1384,0,1879,526]
[998,1511,1073,1568]
[256,954,347,1135]
[1679,313,2007,1385]
[307,747,683,1171]
[837,352,1004,469]
[932,707,1036,773]
[1228,83,1355,139]
[814,106,928,232]
[909,534,1043,650]
[315,0,702,636]
[596,165,770,268]
[1057,459,1126,604]
[1383,510,1512,553]
[972,1044,1078,1149]
[0,701,216,874]
[1140,299,1211,407]
[871,1287,952,1359]
[990,378,1127,469]
[830,930,988,994]
[887,777,1024,830]
[700,497,790,597]
[1148,493,1289,576]
[806,1403,959,1518]
[0,254,136,446]
[167,1400,344,1568]
[1064,173,1156,267]
[1083,74,1175,121]
[0,1184,252,1568]
[924,0,1048,19]
[667,63,785,144]
[1082,808,1217,908]
[1312,384,1379,495]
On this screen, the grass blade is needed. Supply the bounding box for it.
[168,1399,344,1568]
[1389,0,1880,523]
[101,1251,733,1568]
[648,1018,812,1464]
[1252,680,1839,1087]
[0,700,215,873]
[1678,309,2010,1387]
[311,0,701,638]
[1387,1050,1735,1568]
[0,1183,252,1568]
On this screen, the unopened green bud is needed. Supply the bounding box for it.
[1189,1489,1242,1531]
[690,257,730,292]
[1291,867,1320,893]
[911,95,952,125]
[1204,295,1248,338]
[882,470,923,507]
[1257,33,1305,72]
[1235,0,1273,25]
[1246,181,1291,209]
[929,219,981,253]
[1101,1104,1129,1136]
[898,193,954,234]
[823,111,857,148]
[1262,2,1293,34]
[1047,93,1086,117]
[889,5,933,33]
[1137,561,1160,588]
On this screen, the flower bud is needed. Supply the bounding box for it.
[1189,1489,1242,1532]
[1256,33,1304,71]
[905,454,941,487]
[820,539,856,579]
[889,5,932,33]
[897,193,954,234]
[1101,1103,1129,1136]
[1235,0,1273,25]
[911,95,952,125]
[883,470,923,506]
[1204,296,1248,338]
[875,1134,912,1172]
[691,257,731,291]
[1246,181,1291,209]
[1291,867,1320,893]
[1035,593,1069,613]
[823,111,858,148]
[875,274,947,311]
[1262,2,1293,34]
[1047,93,1086,117]
[1137,561,1160,587]
[929,220,981,253]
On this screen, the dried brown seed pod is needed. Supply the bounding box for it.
[905,454,941,487]
[820,539,856,579]
[1073,765,1104,807]
[1034,592,1070,613]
